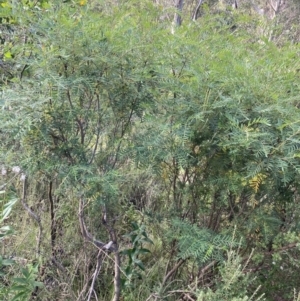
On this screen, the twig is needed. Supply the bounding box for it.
[269,0,281,13]
[101,205,120,301]
[145,293,160,301]
[182,293,195,301]
[51,256,67,273]
[198,260,217,279]
[78,199,115,251]
[78,198,120,301]
[162,259,185,286]
[167,289,197,300]
[86,251,103,301]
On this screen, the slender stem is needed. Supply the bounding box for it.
[21,177,42,257]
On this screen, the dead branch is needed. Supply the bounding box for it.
[198,260,217,279]
[167,289,196,300]
[162,258,185,286]
[101,204,120,301]
[78,199,120,301]
[86,251,103,301]
[78,199,115,251]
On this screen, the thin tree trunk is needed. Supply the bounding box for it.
[192,0,204,21]
[172,0,184,33]
[112,250,121,301]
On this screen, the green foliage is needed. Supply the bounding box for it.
[196,251,265,301]
[121,222,153,288]
[0,187,42,301]
[0,191,18,222]
[0,225,14,240]
[171,219,237,264]
[1,0,300,300]
[10,264,43,301]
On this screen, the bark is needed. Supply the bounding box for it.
[192,0,204,21]
[172,0,184,33]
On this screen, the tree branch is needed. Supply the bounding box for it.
[86,251,103,301]
[101,205,120,301]
[78,199,120,301]
[78,198,115,251]
[162,258,185,286]
[269,0,281,13]
[192,0,204,21]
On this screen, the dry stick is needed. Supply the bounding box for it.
[77,271,91,301]
[78,199,114,250]
[167,289,197,300]
[102,205,121,301]
[145,293,160,301]
[86,251,103,301]
[21,177,42,257]
[198,260,217,280]
[168,289,196,294]
[182,293,195,301]
[78,199,120,301]
[93,290,99,301]
[77,200,107,301]
[269,0,281,13]
[162,258,185,287]
[77,243,127,301]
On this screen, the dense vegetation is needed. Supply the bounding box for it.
[1,0,300,300]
